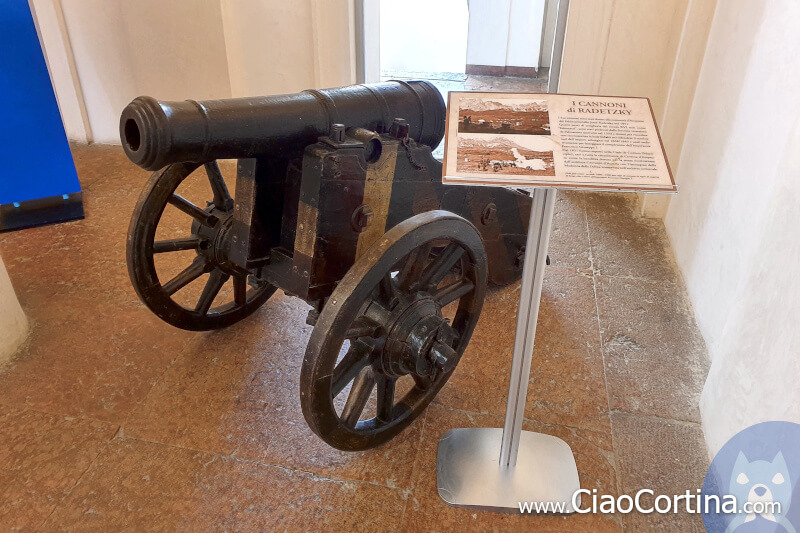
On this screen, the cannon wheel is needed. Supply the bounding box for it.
[300,211,487,451]
[127,161,276,331]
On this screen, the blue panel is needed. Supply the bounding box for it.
[0,0,82,205]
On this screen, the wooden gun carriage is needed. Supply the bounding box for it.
[121,81,531,450]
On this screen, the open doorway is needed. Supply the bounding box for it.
[379,0,469,81]
[365,0,561,157]
[371,0,559,90]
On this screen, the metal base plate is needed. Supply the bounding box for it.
[437,428,580,512]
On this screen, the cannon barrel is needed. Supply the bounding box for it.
[120,80,445,171]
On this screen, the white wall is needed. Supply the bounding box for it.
[0,255,28,364]
[664,0,800,454]
[561,0,688,123]
[379,0,468,74]
[310,0,357,90]
[221,0,314,96]
[640,0,717,217]
[29,0,91,141]
[222,0,355,95]
[506,0,546,68]
[658,0,718,174]
[466,0,510,67]
[34,0,356,144]
[559,0,714,218]
[59,0,232,143]
[465,0,545,69]
[361,0,381,83]
[599,0,689,121]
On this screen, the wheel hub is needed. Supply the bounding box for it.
[379,295,456,379]
[192,207,241,276]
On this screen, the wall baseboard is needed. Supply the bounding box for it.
[504,66,538,78]
[465,64,539,78]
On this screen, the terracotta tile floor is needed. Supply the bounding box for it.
[1,132,710,530]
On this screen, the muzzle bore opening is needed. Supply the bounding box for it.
[124,118,141,152]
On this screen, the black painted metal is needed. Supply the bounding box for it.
[127,162,276,331]
[300,211,487,450]
[120,81,445,171]
[122,81,534,450]
[0,192,84,232]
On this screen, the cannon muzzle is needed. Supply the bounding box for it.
[120,81,445,171]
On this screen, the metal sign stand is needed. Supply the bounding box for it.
[436,0,581,512]
[436,187,580,511]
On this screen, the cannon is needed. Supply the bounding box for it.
[121,81,531,451]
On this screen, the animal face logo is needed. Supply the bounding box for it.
[724,451,794,532]
[703,422,800,533]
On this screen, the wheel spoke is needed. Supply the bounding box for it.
[432,279,475,307]
[153,237,202,254]
[205,161,233,211]
[396,243,432,291]
[413,373,432,391]
[233,275,248,306]
[332,341,372,397]
[378,273,397,305]
[364,300,391,326]
[344,316,382,339]
[376,375,396,422]
[195,270,230,315]
[341,367,376,427]
[437,322,460,346]
[168,193,218,227]
[162,257,208,296]
[418,242,464,289]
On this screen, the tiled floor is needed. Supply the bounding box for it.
[0,78,710,531]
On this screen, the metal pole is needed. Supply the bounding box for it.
[547,0,570,95]
[498,0,569,469]
[499,188,557,467]
[353,0,366,84]
[436,0,580,511]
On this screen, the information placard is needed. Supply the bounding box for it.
[443,92,676,192]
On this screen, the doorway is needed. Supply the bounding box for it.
[379,0,469,80]
[361,0,561,157]
[363,0,559,88]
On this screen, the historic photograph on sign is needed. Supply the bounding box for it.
[458,97,550,135]
[456,135,555,176]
